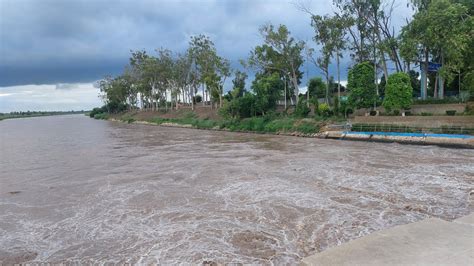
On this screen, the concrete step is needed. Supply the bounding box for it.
[301,215,474,266]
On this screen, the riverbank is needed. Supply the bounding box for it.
[97,110,474,149]
[102,110,333,136]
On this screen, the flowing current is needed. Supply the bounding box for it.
[0,115,473,264]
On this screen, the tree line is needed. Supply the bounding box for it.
[97,0,473,117]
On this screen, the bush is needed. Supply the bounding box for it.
[263,118,295,133]
[219,94,257,119]
[333,96,340,115]
[192,118,218,129]
[369,110,377,116]
[236,117,266,132]
[294,120,320,134]
[382,72,413,113]
[421,112,433,116]
[465,105,474,115]
[446,110,457,116]
[93,113,108,120]
[194,95,202,103]
[294,100,311,118]
[120,114,135,123]
[89,106,107,118]
[318,103,332,117]
[347,62,377,109]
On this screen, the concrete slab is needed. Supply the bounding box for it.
[301,217,474,266]
[454,213,474,226]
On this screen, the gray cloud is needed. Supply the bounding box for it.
[0,0,413,111]
[0,83,101,112]
[1,0,413,86]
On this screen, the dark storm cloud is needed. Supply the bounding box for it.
[0,0,412,87]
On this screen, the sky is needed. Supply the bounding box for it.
[0,0,413,112]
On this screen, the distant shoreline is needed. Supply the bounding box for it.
[0,111,86,121]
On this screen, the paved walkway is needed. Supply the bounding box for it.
[301,214,474,266]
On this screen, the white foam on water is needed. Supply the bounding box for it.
[0,116,473,264]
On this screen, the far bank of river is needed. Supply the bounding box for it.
[99,111,474,149]
[0,111,86,121]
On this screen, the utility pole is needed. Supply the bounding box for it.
[305,41,310,107]
[373,36,378,111]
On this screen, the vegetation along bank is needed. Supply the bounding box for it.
[88,0,474,147]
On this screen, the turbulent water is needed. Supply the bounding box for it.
[0,115,473,264]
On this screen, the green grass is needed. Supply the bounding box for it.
[139,114,323,135]
[93,113,109,120]
[294,120,321,134]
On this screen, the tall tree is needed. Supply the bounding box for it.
[401,0,471,99]
[333,0,373,63]
[310,15,333,104]
[248,24,305,104]
[230,70,248,99]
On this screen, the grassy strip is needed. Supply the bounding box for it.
[142,115,322,134]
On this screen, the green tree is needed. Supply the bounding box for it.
[383,72,413,113]
[401,0,471,99]
[230,70,248,99]
[333,0,373,63]
[307,77,326,99]
[310,14,333,104]
[251,72,283,115]
[347,62,377,109]
[408,70,421,97]
[248,24,305,104]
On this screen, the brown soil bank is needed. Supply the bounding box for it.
[121,106,220,121]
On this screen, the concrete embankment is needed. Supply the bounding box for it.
[301,213,474,266]
[333,131,474,149]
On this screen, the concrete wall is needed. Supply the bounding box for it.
[352,116,474,127]
[354,103,466,116]
[410,103,466,115]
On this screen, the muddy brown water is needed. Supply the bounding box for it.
[0,115,473,264]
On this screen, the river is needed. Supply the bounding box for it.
[0,115,473,264]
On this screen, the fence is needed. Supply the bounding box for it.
[351,123,474,135]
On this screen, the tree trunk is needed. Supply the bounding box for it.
[337,50,341,100]
[182,89,186,106]
[191,85,195,111]
[219,94,222,108]
[375,31,389,79]
[439,53,444,99]
[202,84,205,107]
[290,71,299,105]
[325,72,330,105]
[306,84,310,107]
[422,47,429,100]
[284,77,287,109]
